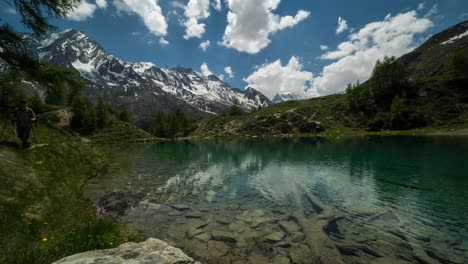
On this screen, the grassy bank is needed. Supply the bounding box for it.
[0,111,141,264]
[189,89,468,138]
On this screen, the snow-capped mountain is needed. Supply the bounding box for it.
[20,29,271,123]
[272,92,300,103]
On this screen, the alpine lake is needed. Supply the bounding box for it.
[81,136,468,264]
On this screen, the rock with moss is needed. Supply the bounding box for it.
[53,238,200,264]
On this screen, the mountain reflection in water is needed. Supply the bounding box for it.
[82,137,468,264]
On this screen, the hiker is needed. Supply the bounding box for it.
[12,100,36,149]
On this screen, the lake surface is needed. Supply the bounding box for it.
[82,137,468,264]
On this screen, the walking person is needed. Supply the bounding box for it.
[12,100,36,149]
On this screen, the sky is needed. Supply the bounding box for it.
[1,0,467,99]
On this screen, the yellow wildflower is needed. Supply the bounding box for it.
[42,238,48,242]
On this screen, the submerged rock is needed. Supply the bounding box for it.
[279,220,301,234]
[212,230,237,242]
[53,238,200,264]
[207,241,230,257]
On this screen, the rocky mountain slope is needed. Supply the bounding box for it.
[400,20,468,79]
[20,29,271,124]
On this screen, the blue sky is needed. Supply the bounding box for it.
[1,0,467,99]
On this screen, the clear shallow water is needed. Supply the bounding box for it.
[82,137,468,264]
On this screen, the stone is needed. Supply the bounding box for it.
[169,203,190,211]
[264,231,285,243]
[186,211,202,218]
[194,232,210,242]
[187,228,204,239]
[207,241,230,257]
[250,217,276,228]
[288,244,312,264]
[52,238,200,264]
[215,217,231,225]
[186,219,208,229]
[212,230,237,242]
[273,255,291,264]
[229,221,246,233]
[248,253,270,264]
[279,220,300,234]
[168,210,183,216]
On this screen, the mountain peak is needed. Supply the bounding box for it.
[20,29,271,122]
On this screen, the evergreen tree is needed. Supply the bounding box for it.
[96,96,110,128]
[70,96,97,134]
[228,99,244,116]
[370,56,407,108]
[119,107,132,123]
[28,90,45,113]
[445,51,468,79]
[151,112,168,138]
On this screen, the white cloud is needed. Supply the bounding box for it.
[224,66,234,78]
[244,56,314,99]
[213,0,222,11]
[460,13,468,19]
[222,0,310,54]
[417,2,425,10]
[159,37,169,46]
[4,7,16,14]
[336,17,348,34]
[218,74,225,81]
[67,0,97,21]
[199,40,211,51]
[96,0,107,8]
[424,4,439,19]
[171,1,185,9]
[200,62,213,76]
[320,45,329,51]
[114,0,168,36]
[183,0,211,39]
[313,11,433,96]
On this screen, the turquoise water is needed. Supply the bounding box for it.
[82,137,468,263]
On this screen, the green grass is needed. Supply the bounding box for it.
[0,110,141,264]
[89,120,155,144]
[190,78,468,138]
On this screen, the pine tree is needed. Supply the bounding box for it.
[119,108,132,123]
[29,90,44,113]
[96,96,109,128]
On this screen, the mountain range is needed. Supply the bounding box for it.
[19,29,271,125]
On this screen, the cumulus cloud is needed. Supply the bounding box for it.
[222,0,310,54]
[224,66,234,78]
[200,62,213,76]
[313,11,433,96]
[336,17,348,34]
[171,1,185,9]
[244,56,315,99]
[67,0,97,21]
[96,0,107,8]
[159,37,169,46]
[114,0,168,36]
[212,0,222,11]
[199,40,211,51]
[183,0,211,39]
[320,45,329,51]
[417,2,425,10]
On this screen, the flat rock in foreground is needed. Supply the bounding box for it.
[53,238,200,264]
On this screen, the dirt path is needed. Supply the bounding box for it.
[427,128,468,136]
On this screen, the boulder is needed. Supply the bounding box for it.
[211,230,237,242]
[53,238,200,264]
[207,241,230,257]
[279,220,301,234]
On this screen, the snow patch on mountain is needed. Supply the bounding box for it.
[441,30,468,45]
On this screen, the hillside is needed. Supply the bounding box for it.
[190,21,468,138]
[0,110,142,263]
